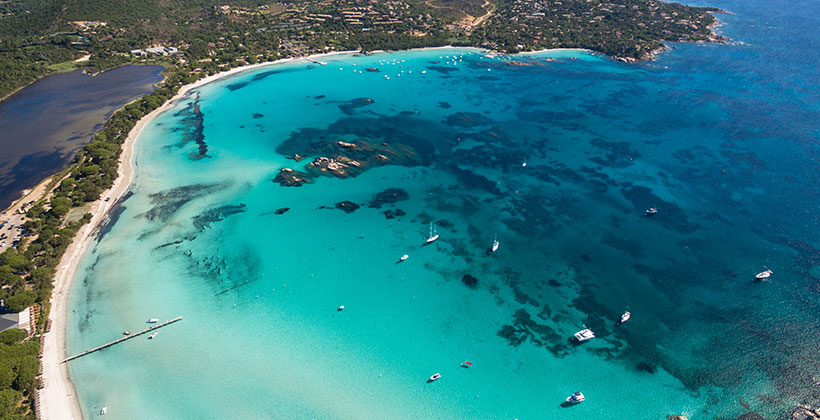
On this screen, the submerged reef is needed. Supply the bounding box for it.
[172,93,208,160]
[192,204,247,231]
[369,188,409,208]
[338,98,375,115]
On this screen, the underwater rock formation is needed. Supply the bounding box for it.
[462,274,478,288]
[369,188,409,208]
[383,209,406,219]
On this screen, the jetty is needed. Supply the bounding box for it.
[62,316,182,363]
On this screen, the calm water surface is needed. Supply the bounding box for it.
[65,0,820,418]
[0,65,162,209]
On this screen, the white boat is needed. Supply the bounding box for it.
[148,332,157,340]
[338,305,345,311]
[397,254,409,263]
[487,238,500,255]
[566,392,585,404]
[424,223,439,245]
[428,373,441,382]
[574,329,595,342]
[617,311,631,325]
[755,269,772,281]
[100,407,107,415]
[123,331,131,336]
[147,318,159,323]
[645,207,658,216]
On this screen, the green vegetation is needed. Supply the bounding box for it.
[0,0,723,99]
[0,329,38,419]
[0,0,724,416]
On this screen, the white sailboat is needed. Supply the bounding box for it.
[424,223,439,245]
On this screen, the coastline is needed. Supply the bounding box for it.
[34,44,660,419]
[36,49,364,420]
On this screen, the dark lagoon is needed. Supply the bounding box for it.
[0,65,163,209]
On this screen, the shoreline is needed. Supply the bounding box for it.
[33,43,684,419]
[36,48,366,420]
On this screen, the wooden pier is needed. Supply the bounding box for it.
[62,316,182,363]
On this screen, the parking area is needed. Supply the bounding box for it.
[0,202,31,251]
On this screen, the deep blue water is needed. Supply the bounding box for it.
[63,0,820,418]
[0,65,162,209]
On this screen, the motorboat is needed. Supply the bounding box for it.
[424,222,439,245]
[755,269,772,281]
[645,207,658,216]
[338,305,345,311]
[123,331,131,336]
[149,332,157,340]
[461,361,472,368]
[617,311,631,325]
[574,329,595,342]
[566,392,585,404]
[147,318,159,323]
[487,238,500,255]
[100,406,108,415]
[397,254,409,263]
[428,373,441,382]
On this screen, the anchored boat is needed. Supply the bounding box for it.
[755,269,773,281]
[617,311,631,325]
[566,392,585,404]
[424,222,439,245]
[428,373,441,382]
[574,329,595,342]
[487,237,500,255]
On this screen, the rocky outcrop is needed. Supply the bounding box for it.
[335,201,360,213]
[792,404,820,420]
[307,156,356,178]
[273,168,311,187]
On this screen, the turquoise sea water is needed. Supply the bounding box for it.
[66,0,820,418]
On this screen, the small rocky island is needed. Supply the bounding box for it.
[274,135,422,187]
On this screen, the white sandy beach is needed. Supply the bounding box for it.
[36,50,364,420]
